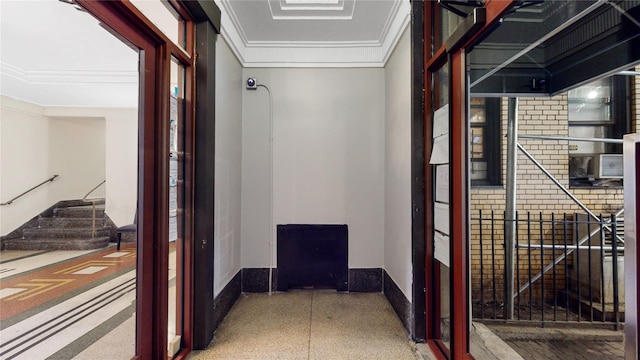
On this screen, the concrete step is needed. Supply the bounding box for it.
[482,323,624,342]
[3,237,110,251]
[23,227,111,239]
[38,217,106,228]
[561,289,625,323]
[53,206,105,219]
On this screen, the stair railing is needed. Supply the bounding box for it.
[82,180,106,239]
[516,208,624,297]
[0,175,59,206]
[513,142,627,297]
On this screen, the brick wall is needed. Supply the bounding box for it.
[470,83,639,305]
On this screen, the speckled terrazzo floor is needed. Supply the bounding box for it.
[189,291,420,360]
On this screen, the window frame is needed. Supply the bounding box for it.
[470,97,501,187]
[568,75,630,188]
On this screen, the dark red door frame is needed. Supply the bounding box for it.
[75,2,196,359]
[448,48,470,359]
[423,1,515,359]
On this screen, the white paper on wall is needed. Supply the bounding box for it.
[429,134,449,164]
[170,95,178,154]
[434,232,450,267]
[433,104,449,138]
[169,215,177,242]
[435,164,449,204]
[169,156,178,242]
[430,104,449,164]
[434,201,450,236]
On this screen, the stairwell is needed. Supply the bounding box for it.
[3,201,111,251]
[567,212,625,322]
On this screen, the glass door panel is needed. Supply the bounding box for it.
[168,57,186,358]
[432,63,451,352]
[0,1,139,359]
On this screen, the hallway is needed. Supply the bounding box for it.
[0,248,419,359]
[189,291,420,360]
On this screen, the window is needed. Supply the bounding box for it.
[470,97,501,186]
[568,76,630,187]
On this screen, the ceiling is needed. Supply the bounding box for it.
[468,0,640,96]
[0,0,409,108]
[0,0,139,108]
[217,0,411,67]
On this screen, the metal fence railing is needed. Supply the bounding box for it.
[472,210,624,329]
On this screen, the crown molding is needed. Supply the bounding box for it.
[1,62,138,85]
[217,0,410,68]
[1,62,139,108]
[379,0,411,66]
[0,95,47,117]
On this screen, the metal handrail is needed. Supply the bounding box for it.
[81,180,106,239]
[82,180,106,202]
[0,175,59,206]
[517,143,623,243]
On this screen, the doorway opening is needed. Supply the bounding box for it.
[0,1,139,358]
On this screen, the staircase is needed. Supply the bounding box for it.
[567,212,625,321]
[604,215,624,257]
[3,201,111,250]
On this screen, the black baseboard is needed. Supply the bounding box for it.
[210,271,241,338]
[241,268,277,293]
[383,270,412,334]
[194,270,241,350]
[349,268,383,292]
[241,267,383,293]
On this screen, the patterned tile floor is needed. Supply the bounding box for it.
[0,245,137,360]
[0,247,136,320]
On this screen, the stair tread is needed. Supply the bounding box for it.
[37,220,106,228]
[4,236,110,250]
[25,228,110,233]
[23,227,110,240]
[42,216,104,218]
[57,204,105,209]
[9,236,110,241]
[28,226,110,230]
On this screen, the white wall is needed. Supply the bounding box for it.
[48,117,106,203]
[214,37,243,296]
[103,109,137,226]
[241,67,386,269]
[384,27,412,300]
[44,106,138,227]
[1,97,52,235]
